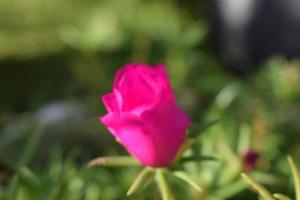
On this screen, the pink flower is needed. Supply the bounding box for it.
[100,64,192,167]
[243,150,259,171]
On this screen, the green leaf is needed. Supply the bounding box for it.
[17,125,46,167]
[180,155,217,163]
[287,156,300,200]
[6,175,19,200]
[127,167,154,196]
[273,193,292,200]
[215,82,242,110]
[173,171,202,192]
[88,156,140,167]
[18,166,39,185]
[241,173,276,200]
[213,178,248,199]
[173,138,196,163]
[155,169,172,200]
[189,119,220,138]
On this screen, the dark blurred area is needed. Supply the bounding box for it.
[212,0,300,76]
[0,0,300,199]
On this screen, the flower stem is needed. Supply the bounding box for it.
[155,169,172,200]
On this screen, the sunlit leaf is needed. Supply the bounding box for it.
[173,171,202,192]
[155,169,172,200]
[273,193,292,200]
[127,167,154,196]
[287,156,300,200]
[88,156,140,167]
[241,173,276,200]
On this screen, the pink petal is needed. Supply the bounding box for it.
[101,89,123,113]
[101,93,118,113]
[140,64,175,103]
[113,64,151,88]
[113,64,160,113]
[112,64,175,114]
[100,112,157,166]
[140,102,192,166]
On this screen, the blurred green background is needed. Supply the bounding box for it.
[1,0,300,199]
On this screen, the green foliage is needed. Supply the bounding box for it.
[0,0,300,199]
[241,156,300,200]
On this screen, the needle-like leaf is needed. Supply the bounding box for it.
[173,138,196,163]
[173,171,202,192]
[127,167,154,196]
[287,156,300,200]
[273,193,292,200]
[241,173,275,200]
[155,169,172,200]
[88,156,140,167]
